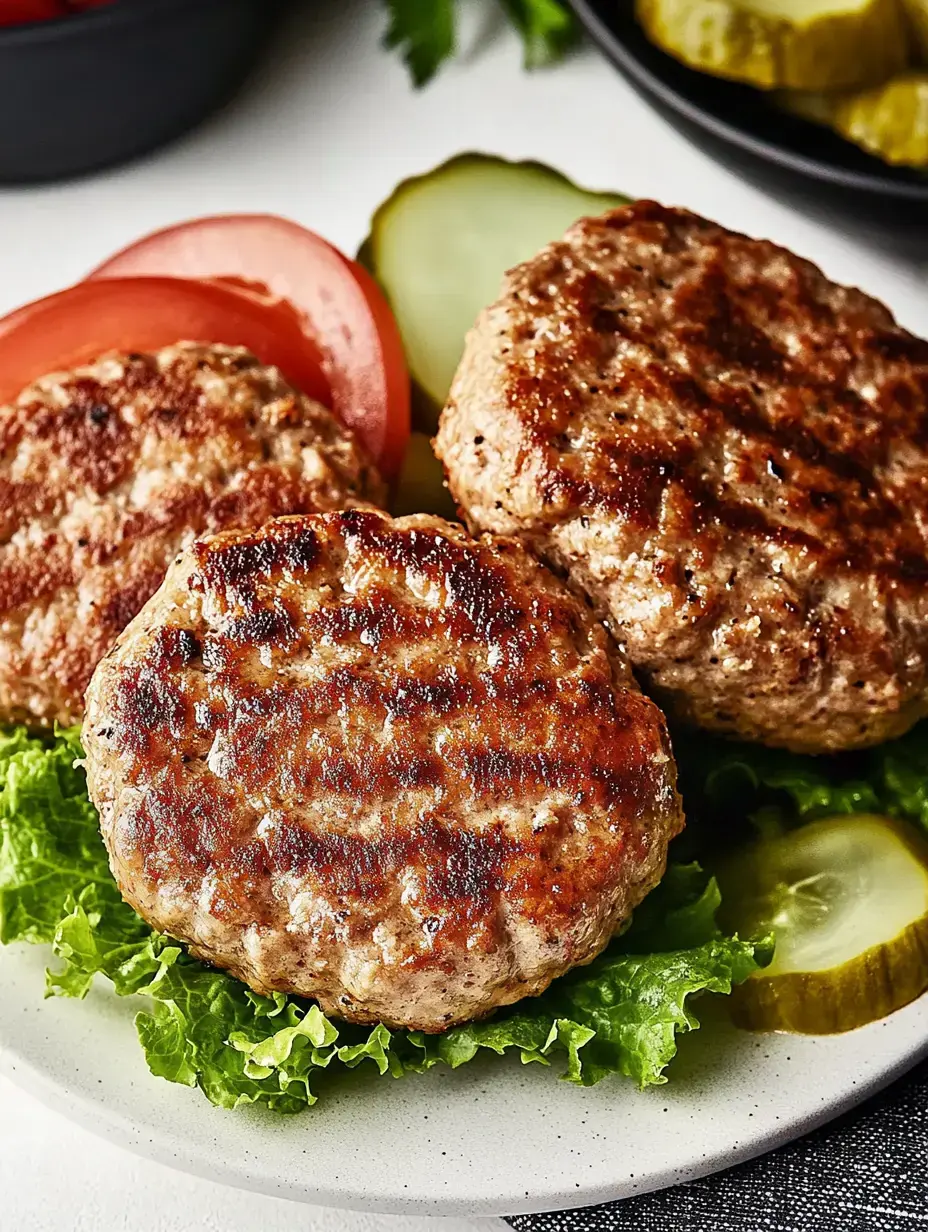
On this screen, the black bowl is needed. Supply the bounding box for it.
[0,0,277,183]
[571,0,928,202]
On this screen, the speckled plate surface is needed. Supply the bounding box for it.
[1,940,926,1215]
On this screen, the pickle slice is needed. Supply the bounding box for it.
[391,430,458,519]
[904,0,928,57]
[830,75,928,168]
[636,0,910,91]
[717,815,928,1033]
[360,153,629,429]
[783,75,928,168]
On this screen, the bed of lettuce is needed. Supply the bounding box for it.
[0,720,925,1113]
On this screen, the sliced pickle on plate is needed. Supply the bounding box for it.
[717,815,928,1033]
[904,0,928,56]
[636,0,910,92]
[783,75,928,168]
[359,153,629,429]
[391,430,458,519]
[831,75,928,168]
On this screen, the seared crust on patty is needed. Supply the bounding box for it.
[83,509,682,1032]
[437,200,928,753]
[0,343,383,727]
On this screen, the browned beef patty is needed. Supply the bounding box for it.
[83,509,682,1032]
[437,200,928,753]
[0,343,382,727]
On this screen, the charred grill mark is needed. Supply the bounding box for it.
[193,660,620,737]
[0,537,75,614]
[224,603,297,646]
[267,819,390,897]
[192,520,320,592]
[0,484,209,618]
[456,747,652,810]
[111,624,655,820]
[657,367,887,490]
[0,478,57,538]
[339,510,529,639]
[191,670,655,811]
[264,813,527,934]
[673,265,790,378]
[120,769,273,923]
[117,490,212,552]
[148,626,203,669]
[444,550,527,641]
[0,347,381,727]
[381,666,485,718]
[201,543,569,660]
[13,389,133,494]
[8,355,215,500]
[507,205,928,586]
[315,750,442,795]
[541,453,677,526]
[203,466,337,533]
[310,590,438,649]
[541,447,928,580]
[111,666,193,759]
[97,567,172,646]
[208,722,647,807]
[339,506,439,562]
[422,822,517,920]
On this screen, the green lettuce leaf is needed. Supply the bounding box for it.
[0,727,769,1111]
[873,724,928,832]
[674,720,928,849]
[0,727,119,944]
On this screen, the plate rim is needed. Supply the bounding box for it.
[2,955,928,1216]
[570,0,928,202]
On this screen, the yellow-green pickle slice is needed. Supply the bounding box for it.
[635,0,910,92]
[391,430,458,519]
[360,153,629,429]
[783,75,928,168]
[717,815,928,1033]
[829,75,928,168]
[904,0,928,56]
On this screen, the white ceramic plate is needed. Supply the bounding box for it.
[1,938,926,1216]
[1,7,927,1220]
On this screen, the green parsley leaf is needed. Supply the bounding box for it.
[498,0,579,68]
[383,0,456,87]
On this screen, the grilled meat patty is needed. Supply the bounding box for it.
[0,343,383,728]
[83,509,682,1032]
[437,201,928,754]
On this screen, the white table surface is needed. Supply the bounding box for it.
[0,2,925,1228]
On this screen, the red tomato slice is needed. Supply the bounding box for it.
[89,215,410,481]
[0,1,65,25]
[0,277,330,410]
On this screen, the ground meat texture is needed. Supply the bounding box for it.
[436,200,928,754]
[0,343,384,727]
[82,509,682,1032]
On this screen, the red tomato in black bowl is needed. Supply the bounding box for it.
[0,1,64,25]
[0,0,116,25]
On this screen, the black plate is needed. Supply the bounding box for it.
[571,0,928,202]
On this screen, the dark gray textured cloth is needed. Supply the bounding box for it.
[506,1059,928,1232]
